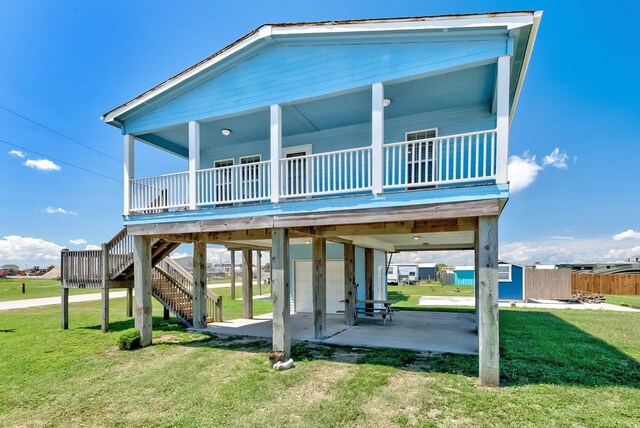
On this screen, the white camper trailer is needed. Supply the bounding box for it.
[387,264,419,285]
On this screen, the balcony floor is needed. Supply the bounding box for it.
[124,183,508,228]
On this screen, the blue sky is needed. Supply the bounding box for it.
[0,0,639,267]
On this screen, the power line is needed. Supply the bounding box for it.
[0,138,121,183]
[0,104,150,175]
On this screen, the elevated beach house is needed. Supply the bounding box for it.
[63,11,542,386]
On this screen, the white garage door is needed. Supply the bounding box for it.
[294,260,344,314]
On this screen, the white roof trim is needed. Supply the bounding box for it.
[510,10,543,124]
[102,12,538,126]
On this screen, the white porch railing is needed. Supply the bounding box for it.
[130,171,189,213]
[383,130,497,189]
[196,160,271,205]
[279,146,372,198]
[127,129,498,214]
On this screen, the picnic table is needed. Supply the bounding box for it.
[356,299,398,324]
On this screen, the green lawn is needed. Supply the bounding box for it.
[1,299,639,427]
[605,294,640,308]
[388,284,474,308]
[212,284,272,320]
[0,278,97,302]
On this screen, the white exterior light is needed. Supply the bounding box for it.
[221,128,231,136]
[383,98,392,107]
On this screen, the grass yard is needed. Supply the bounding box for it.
[1,299,639,427]
[0,278,97,302]
[212,284,272,320]
[388,284,474,308]
[605,294,640,308]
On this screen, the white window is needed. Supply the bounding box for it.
[405,128,438,185]
[498,264,512,282]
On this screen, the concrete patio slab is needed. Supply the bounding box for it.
[324,310,478,355]
[204,313,350,341]
[204,310,479,355]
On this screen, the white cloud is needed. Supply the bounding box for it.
[45,207,77,215]
[170,252,190,259]
[69,238,87,245]
[542,148,569,169]
[612,229,640,241]
[508,148,570,193]
[8,150,25,158]
[24,159,61,171]
[388,234,640,266]
[84,244,100,250]
[0,235,63,265]
[507,151,542,193]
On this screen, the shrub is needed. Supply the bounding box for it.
[117,328,141,350]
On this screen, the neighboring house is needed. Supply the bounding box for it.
[451,262,525,300]
[77,11,542,386]
[1,264,19,272]
[170,255,193,272]
[528,262,557,270]
[557,262,640,274]
[417,263,438,281]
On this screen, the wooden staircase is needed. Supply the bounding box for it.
[61,228,222,328]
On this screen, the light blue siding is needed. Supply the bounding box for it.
[124,38,509,134]
[454,269,475,286]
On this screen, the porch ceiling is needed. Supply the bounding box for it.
[136,63,495,155]
[220,230,475,253]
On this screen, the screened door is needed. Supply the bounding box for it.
[406,129,437,186]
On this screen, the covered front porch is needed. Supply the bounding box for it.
[204,310,478,355]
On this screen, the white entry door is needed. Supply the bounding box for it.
[294,260,344,314]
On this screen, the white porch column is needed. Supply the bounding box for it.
[270,104,282,203]
[495,55,511,184]
[123,134,134,215]
[188,121,201,210]
[478,215,500,386]
[371,82,384,195]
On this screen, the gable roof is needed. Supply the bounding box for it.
[101,11,542,127]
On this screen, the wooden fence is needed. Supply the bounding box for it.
[524,269,572,300]
[572,274,640,296]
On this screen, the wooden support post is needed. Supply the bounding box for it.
[101,243,110,333]
[126,288,133,317]
[163,307,170,320]
[474,228,480,333]
[192,241,207,328]
[242,248,253,319]
[123,134,134,215]
[61,287,69,330]
[478,216,500,386]
[272,228,291,358]
[365,248,374,315]
[215,296,223,322]
[257,251,262,296]
[230,250,236,300]
[61,249,68,330]
[343,243,356,326]
[134,236,153,347]
[312,237,327,339]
